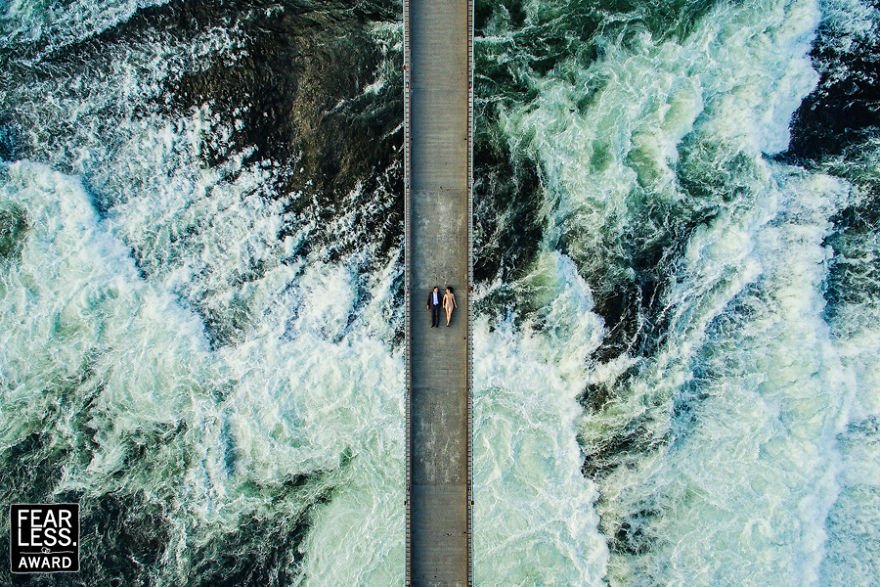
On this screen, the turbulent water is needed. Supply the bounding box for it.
[1,0,878,585]
[473,0,880,584]
[0,1,405,584]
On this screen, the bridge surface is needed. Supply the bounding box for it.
[404,0,473,585]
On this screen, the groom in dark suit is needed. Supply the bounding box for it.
[427,286,442,328]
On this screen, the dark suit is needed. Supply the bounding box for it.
[427,290,442,327]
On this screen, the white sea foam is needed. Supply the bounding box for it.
[0,0,171,52]
[0,159,405,583]
[498,0,820,260]
[592,169,860,585]
[474,252,608,585]
[1,1,409,579]
[480,0,880,584]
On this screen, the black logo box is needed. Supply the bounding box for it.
[9,504,80,574]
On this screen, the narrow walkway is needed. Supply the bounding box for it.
[404,0,473,585]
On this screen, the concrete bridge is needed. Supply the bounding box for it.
[403,0,473,584]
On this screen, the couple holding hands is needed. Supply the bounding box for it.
[427,286,457,328]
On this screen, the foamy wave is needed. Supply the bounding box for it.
[0,0,171,51]
[474,252,608,584]
[0,160,404,583]
[477,0,880,583]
